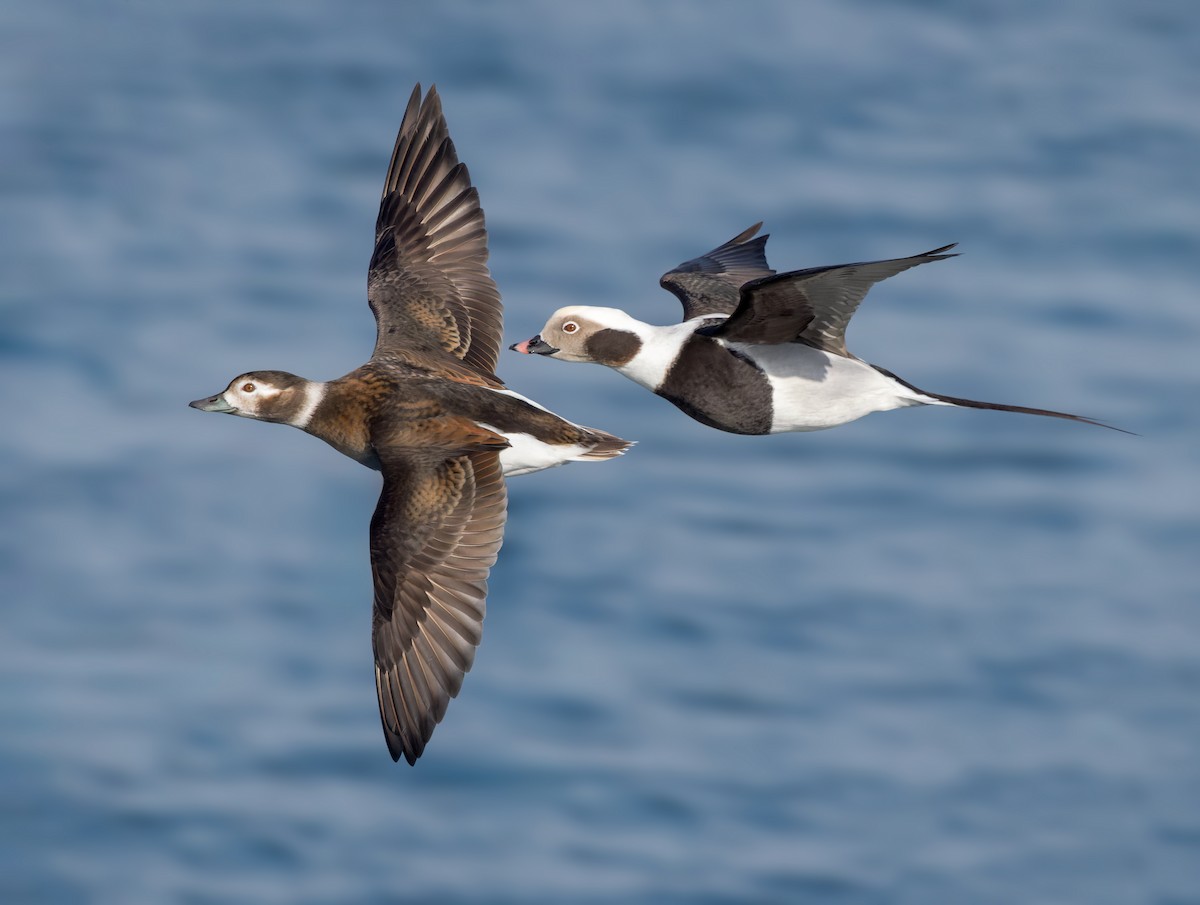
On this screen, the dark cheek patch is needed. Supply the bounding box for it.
[585,329,641,366]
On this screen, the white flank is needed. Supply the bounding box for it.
[288,381,327,429]
[480,387,629,476]
[477,423,593,477]
[730,343,940,433]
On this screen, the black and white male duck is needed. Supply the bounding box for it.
[191,85,631,765]
[512,224,1122,435]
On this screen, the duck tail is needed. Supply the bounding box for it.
[580,429,636,460]
[874,366,1132,434]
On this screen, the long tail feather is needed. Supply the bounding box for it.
[927,390,1132,433]
[874,365,1133,434]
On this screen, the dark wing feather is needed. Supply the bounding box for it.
[659,223,776,320]
[370,449,507,765]
[367,84,504,383]
[707,244,957,355]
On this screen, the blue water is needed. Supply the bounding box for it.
[3,1,1199,902]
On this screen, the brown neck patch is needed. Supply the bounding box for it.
[585,328,641,367]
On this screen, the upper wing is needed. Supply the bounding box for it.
[370,448,507,765]
[367,84,504,383]
[659,223,776,320]
[705,244,957,355]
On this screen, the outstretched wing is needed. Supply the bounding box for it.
[706,244,957,355]
[370,448,507,765]
[367,84,504,384]
[659,223,775,321]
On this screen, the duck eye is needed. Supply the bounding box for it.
[242,382,256,393]
[562,321,579,334]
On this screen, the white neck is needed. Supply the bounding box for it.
[288,381,327,429]
[614,321,696,391]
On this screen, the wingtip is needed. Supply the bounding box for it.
[923,242,959,258]
[385,731,423,765]
[405,82,424,115]
[385,735,404,763]
[728,222,765,245]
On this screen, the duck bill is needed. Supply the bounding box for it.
[509,335,558,355]
[189,392,236,413]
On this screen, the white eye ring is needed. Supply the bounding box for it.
[562,321,579,334]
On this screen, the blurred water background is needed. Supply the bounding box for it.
[3,1,1199,902]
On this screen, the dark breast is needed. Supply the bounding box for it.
[306,368,405,468]
[656,335,773,435]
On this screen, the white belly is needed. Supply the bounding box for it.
[732,344,938,433]
[494,431,596,477]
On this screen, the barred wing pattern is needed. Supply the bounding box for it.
[368,84,504,382]
[370,450,507,764]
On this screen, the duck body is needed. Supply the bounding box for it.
[190,85,630,765]
[514,225,1120,434]
[191,360,627,475]
[589,314,936,435]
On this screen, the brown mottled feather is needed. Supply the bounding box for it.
[192,85,635,768]
[368,84,504,385]
[371,450,507,765]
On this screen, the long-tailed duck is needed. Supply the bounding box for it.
[512,224,1123,434]
[190,85,631,765]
